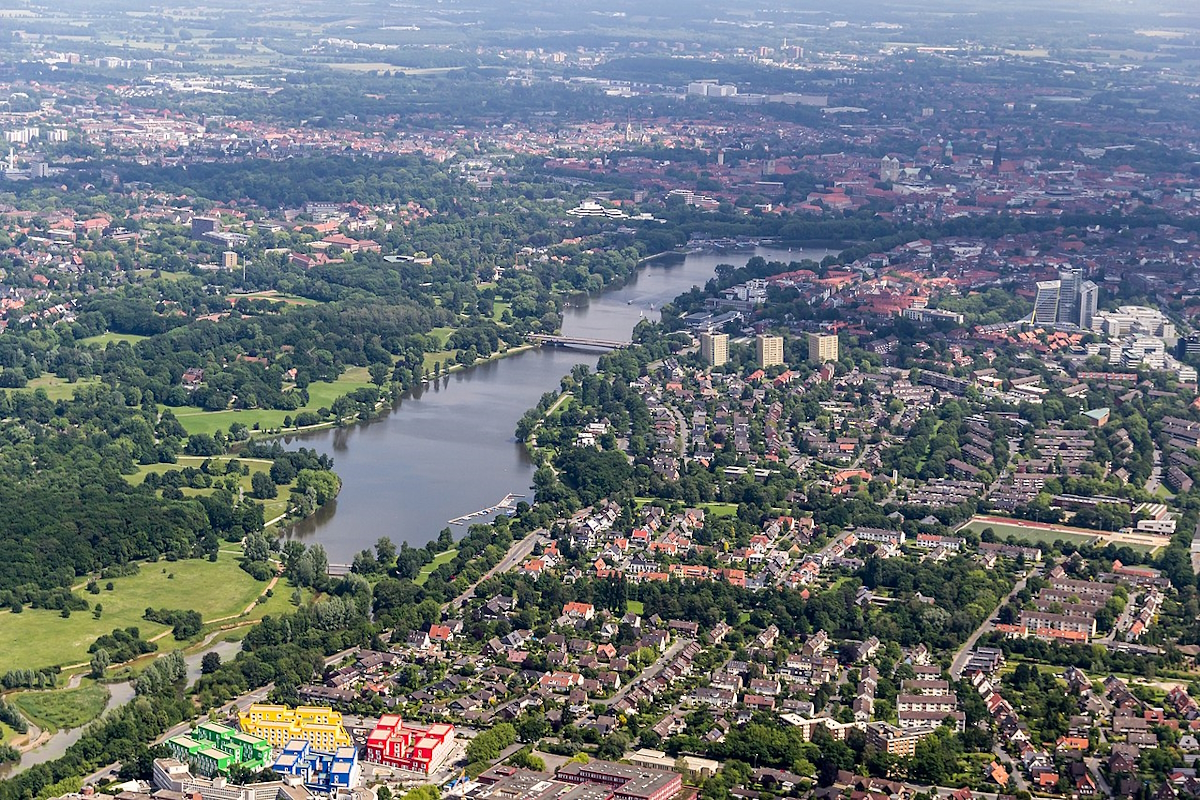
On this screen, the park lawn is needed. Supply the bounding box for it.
[415,549,459,586]
[0,720,18,745]
[0,549,275,673]
[80,332,149,347]
[423,349,459,373]
[429,327,456,347]
[125,457,294,525]
[167,366,378,436]
[135,269,195,282]
[492,302,512,323]
[625,600,644,615]
[19,374,101,401]
[12,682,109,732]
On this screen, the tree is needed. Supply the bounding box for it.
[251,471,277,499]
[90,648,111,679]
[375,537,397,567]
[201,652,222,674]
[369,362,391,386]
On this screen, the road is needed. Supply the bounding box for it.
[950,570,1031,680]
[447,531,546,610]
[994,745,1027,793]
[598,638,691,707]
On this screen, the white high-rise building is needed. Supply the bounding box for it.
[1033,281,1061,325]
[1078,281,1098,330]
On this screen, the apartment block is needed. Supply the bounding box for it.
[364,715,455,775]
[238,704,352,750]
[699,332,729,367]
[807,332,838,364]
[756,334,784,367]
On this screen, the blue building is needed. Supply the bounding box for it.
[272,739,360,792]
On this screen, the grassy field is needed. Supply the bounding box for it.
[12,682,109,732]
[0,548,278,673]
[0,721,18,745]
[228,291,320,307]
[19,375,101,401]
[167,366,377,436]
[80,332,149,347]
[632,498,739,518]
[415,549,459,586]
[962,519,1097,547]
[127,456,293,523]
[626,600,644,615]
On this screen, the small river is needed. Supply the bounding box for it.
[284,245,835,562]
[2,639,244,778]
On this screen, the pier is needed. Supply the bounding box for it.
[449,493,526,525]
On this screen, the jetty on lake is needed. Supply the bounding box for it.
[449,493,526,525]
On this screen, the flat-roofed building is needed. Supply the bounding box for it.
[807,332,838,364]
[756,334,784,367]
[238,704,352,751]
[700,332,728,367]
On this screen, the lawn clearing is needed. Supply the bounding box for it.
[167,366,378,436]
[0,548,278,673]
[228,290,320,307]
[626,600,644,615]
[126,457,295,528]
[12,682,108,732]
[79,332,149,347]
[0,721,18,745]
[19,375,101,401]
[415,549,459,586]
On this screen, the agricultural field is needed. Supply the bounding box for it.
[0,548,283,673]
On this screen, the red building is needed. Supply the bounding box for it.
[364,716,455,775]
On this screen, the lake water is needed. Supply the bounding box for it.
[285,245,835,562]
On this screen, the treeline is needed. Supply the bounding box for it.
[0,667,60,691]
[90,627,157,665]
[143,609,203,640]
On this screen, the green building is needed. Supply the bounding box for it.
[168,724,272,776]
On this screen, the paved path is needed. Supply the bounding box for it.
[447,532,545,610]
[599,639,691,707]
[951,571,1030,680]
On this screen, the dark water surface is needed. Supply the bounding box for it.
[286,246,834,561]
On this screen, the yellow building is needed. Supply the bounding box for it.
[756,334,784,368]
[807,332,838,364]
[700,332,729,367]
[223,250,238,270]
[238,704,352,750]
